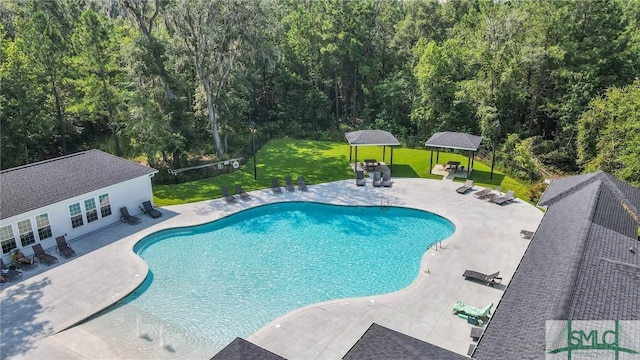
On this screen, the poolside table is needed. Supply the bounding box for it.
[364,159,378,171]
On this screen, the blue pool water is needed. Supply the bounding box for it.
[96,202,454,358]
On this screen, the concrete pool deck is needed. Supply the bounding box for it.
[0,178,543,359]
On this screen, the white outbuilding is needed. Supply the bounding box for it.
[0,149,158,261]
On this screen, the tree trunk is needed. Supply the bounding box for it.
[334,72,340,129]
[50,76,66,154]
[203,77,224,157]
[102,78,122,156]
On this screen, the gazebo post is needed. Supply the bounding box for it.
[390,147,394,173]
[467,151,472,178]
[430,148,434,174]
[436,148,440,163]
[382,146,386,163]
[349,146,353,163]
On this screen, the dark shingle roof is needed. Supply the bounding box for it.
[345,130,401,146]
[210,337,286,360]
[424,132,483,151]
[473,172,640,360]
[0,149,157,220]
[342,323,468,360]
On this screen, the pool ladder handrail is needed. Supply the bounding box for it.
[380,197,390,210]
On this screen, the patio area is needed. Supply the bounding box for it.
[0,178,543,360]
[431,163,472,179]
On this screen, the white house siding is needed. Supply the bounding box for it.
[0,174,154,262]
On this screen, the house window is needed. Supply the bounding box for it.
[85,198,98,223]
[99,194,112,218]
[17,219,35,247]
[69,203,84,228]
[36,214,52,240]
[0,225,17,254]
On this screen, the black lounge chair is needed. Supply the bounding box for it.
[372,172,382,187]
[355,170,365,186]
[222,186,237,203]
[381,172,392,187]
[120,207,141,225]
[297,176,308,191]
[235,185,251,200]
[284,175,295,192]
[481,186,503,201]
[456,180,474,194]
[470,327,484,342]
[32,244,59,265]
[55,236,76,258]
[492,189,516,205]
[1,258,22,281]
[271,177,283,194]
[520,229,535,239]
[141,201,162,218]
[473,187,492,198]
[462,270,502,286]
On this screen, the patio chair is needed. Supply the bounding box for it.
[481,186,503,201]
[372,172,382,187]
[120,207,141,225]
[235,184,251,200]
[456,179,474,194]
[463,270,502,286]
[297,176,308,191]
[452,301,493,319]
[284,175,295,192]
[355,170,365,186]
[55,235,76,258]
[1,258,22,282]
[520,229,535,239]
[271,177,283,193]
[473,187,492,198]
[221,186,237,203]
[11,250,37,270]
[492,189,516,205]
[381,172,392,187]
[31,244,59,266]
[141,201,162,218]
[470,327,484,342]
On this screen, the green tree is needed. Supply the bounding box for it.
[70,9,129,155]
[577,81,640,186]
[169,0,277,157]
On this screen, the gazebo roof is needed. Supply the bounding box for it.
[345,130,400,146]
[425,131,483,151]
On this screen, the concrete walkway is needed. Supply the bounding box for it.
[0,178,543,360]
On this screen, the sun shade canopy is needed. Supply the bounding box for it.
[425,131,483,151]
[345,130,401,146]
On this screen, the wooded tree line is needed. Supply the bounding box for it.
[1,0,638,186]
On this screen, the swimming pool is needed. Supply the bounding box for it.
[92,202,455,358]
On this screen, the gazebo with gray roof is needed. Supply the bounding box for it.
[345,130,401,173]
[425,131,483,179]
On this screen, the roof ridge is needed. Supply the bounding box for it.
[599,172,640,222]
[552,183,601,320]
[0,149,97,174]
[599,257,640,270]
[539,172,603,206]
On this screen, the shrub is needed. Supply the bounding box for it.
[526,181,548,204]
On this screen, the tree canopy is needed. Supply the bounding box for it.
[1,0,638,187]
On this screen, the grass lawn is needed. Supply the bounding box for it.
[153,139,531,206]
